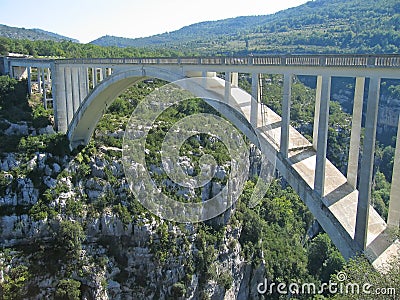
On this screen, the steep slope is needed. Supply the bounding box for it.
[0,24,79,42]
[91,0,400,54]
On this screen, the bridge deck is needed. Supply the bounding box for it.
[209,77,399,268]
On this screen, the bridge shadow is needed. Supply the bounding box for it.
[366,227,399,264]
[287,148,315,164]
[323,182,354,207]
[264,120,281,130]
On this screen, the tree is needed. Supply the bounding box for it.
[0,265,31,299]
[330,256,399,300]
[307,233,345,281]
[55,279,81,300]
[55,220,85,259]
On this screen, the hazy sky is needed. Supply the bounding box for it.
[0,0,309,43]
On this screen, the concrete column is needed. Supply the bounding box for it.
[280,73,293,157]
[231,72,238,88]
[251,73,260,127]
[41,69,46,109]
[92,67,97,87]
[3,57,9,75]
[86,67,90,92]
[78,67,89,103]
[64,67,74,127]
[313,75,322,150]
[37,68,42,94]
[202,71,207,88]
[9,65,14,78]
[71,67,80,114]
[99,68,104,81]
[225,71,232,104]
[314,75,331,196]
[355,76,381,249]
[27,67,32,95]
[53,64,68,132]
[347,77,365,188]
[387,116,400,228]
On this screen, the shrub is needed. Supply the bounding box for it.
[55,279,81,300]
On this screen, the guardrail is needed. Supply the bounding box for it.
[4,54,400,68]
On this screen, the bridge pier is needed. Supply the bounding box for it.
[231,72,238,88]
[37,68,42,94]
[347,77,365,189]
[78,67,89,104]
[355,76,381,249]
[251,73,260,127]
[225,71,232,105]
[41,68,47,109]
[312,75,323,150]
[27,67,31,95]
[387,116,400,228]
[280,73,293,157]
[53,64,68,132]
[71,67,80,113]
[92,67,97,87]
[64,67,74,127]
[314,76,331,196]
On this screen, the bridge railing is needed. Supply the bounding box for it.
[8,54,400,69]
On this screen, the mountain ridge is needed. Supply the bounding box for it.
[90,0,400,55]
[0,24,79,43]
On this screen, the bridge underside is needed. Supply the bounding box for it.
[63,67,399,269]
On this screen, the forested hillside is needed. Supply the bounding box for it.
[0,24,78,43]
[91,0,400,54]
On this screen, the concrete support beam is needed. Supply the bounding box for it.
[347,77,365,188]
[251,73,260,127]
[313,75,322,150]
[387,116,400,228]
[231,72,238,88]
[92,67,97,87]
[37,68,42,94]
[355,76,381,249]
[314,75,331,196]
[71,67,80,114]
[64,67,74,127]
[280,73,293,157]
[27,67,32,95]
[53,64,68,132]
[86,67,90,92]
[78,67,89,104]
[225,71,232,105]
[41,68,46,109]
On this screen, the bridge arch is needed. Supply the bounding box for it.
[67,66,188,149]
[62,61,400,268]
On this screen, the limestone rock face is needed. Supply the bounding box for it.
[4,122,29,136]
[0,141,268,300]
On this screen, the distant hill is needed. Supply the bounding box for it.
[0,24,79,43]
[91,0,400,55]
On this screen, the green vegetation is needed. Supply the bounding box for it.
[55,279,81,300]
[0,24,78,42]
[0,37,185,58]
[89,0,400,55]
[0,263,31,299]
[2,0,400,56]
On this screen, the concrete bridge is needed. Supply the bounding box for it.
[1,54,400,269]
